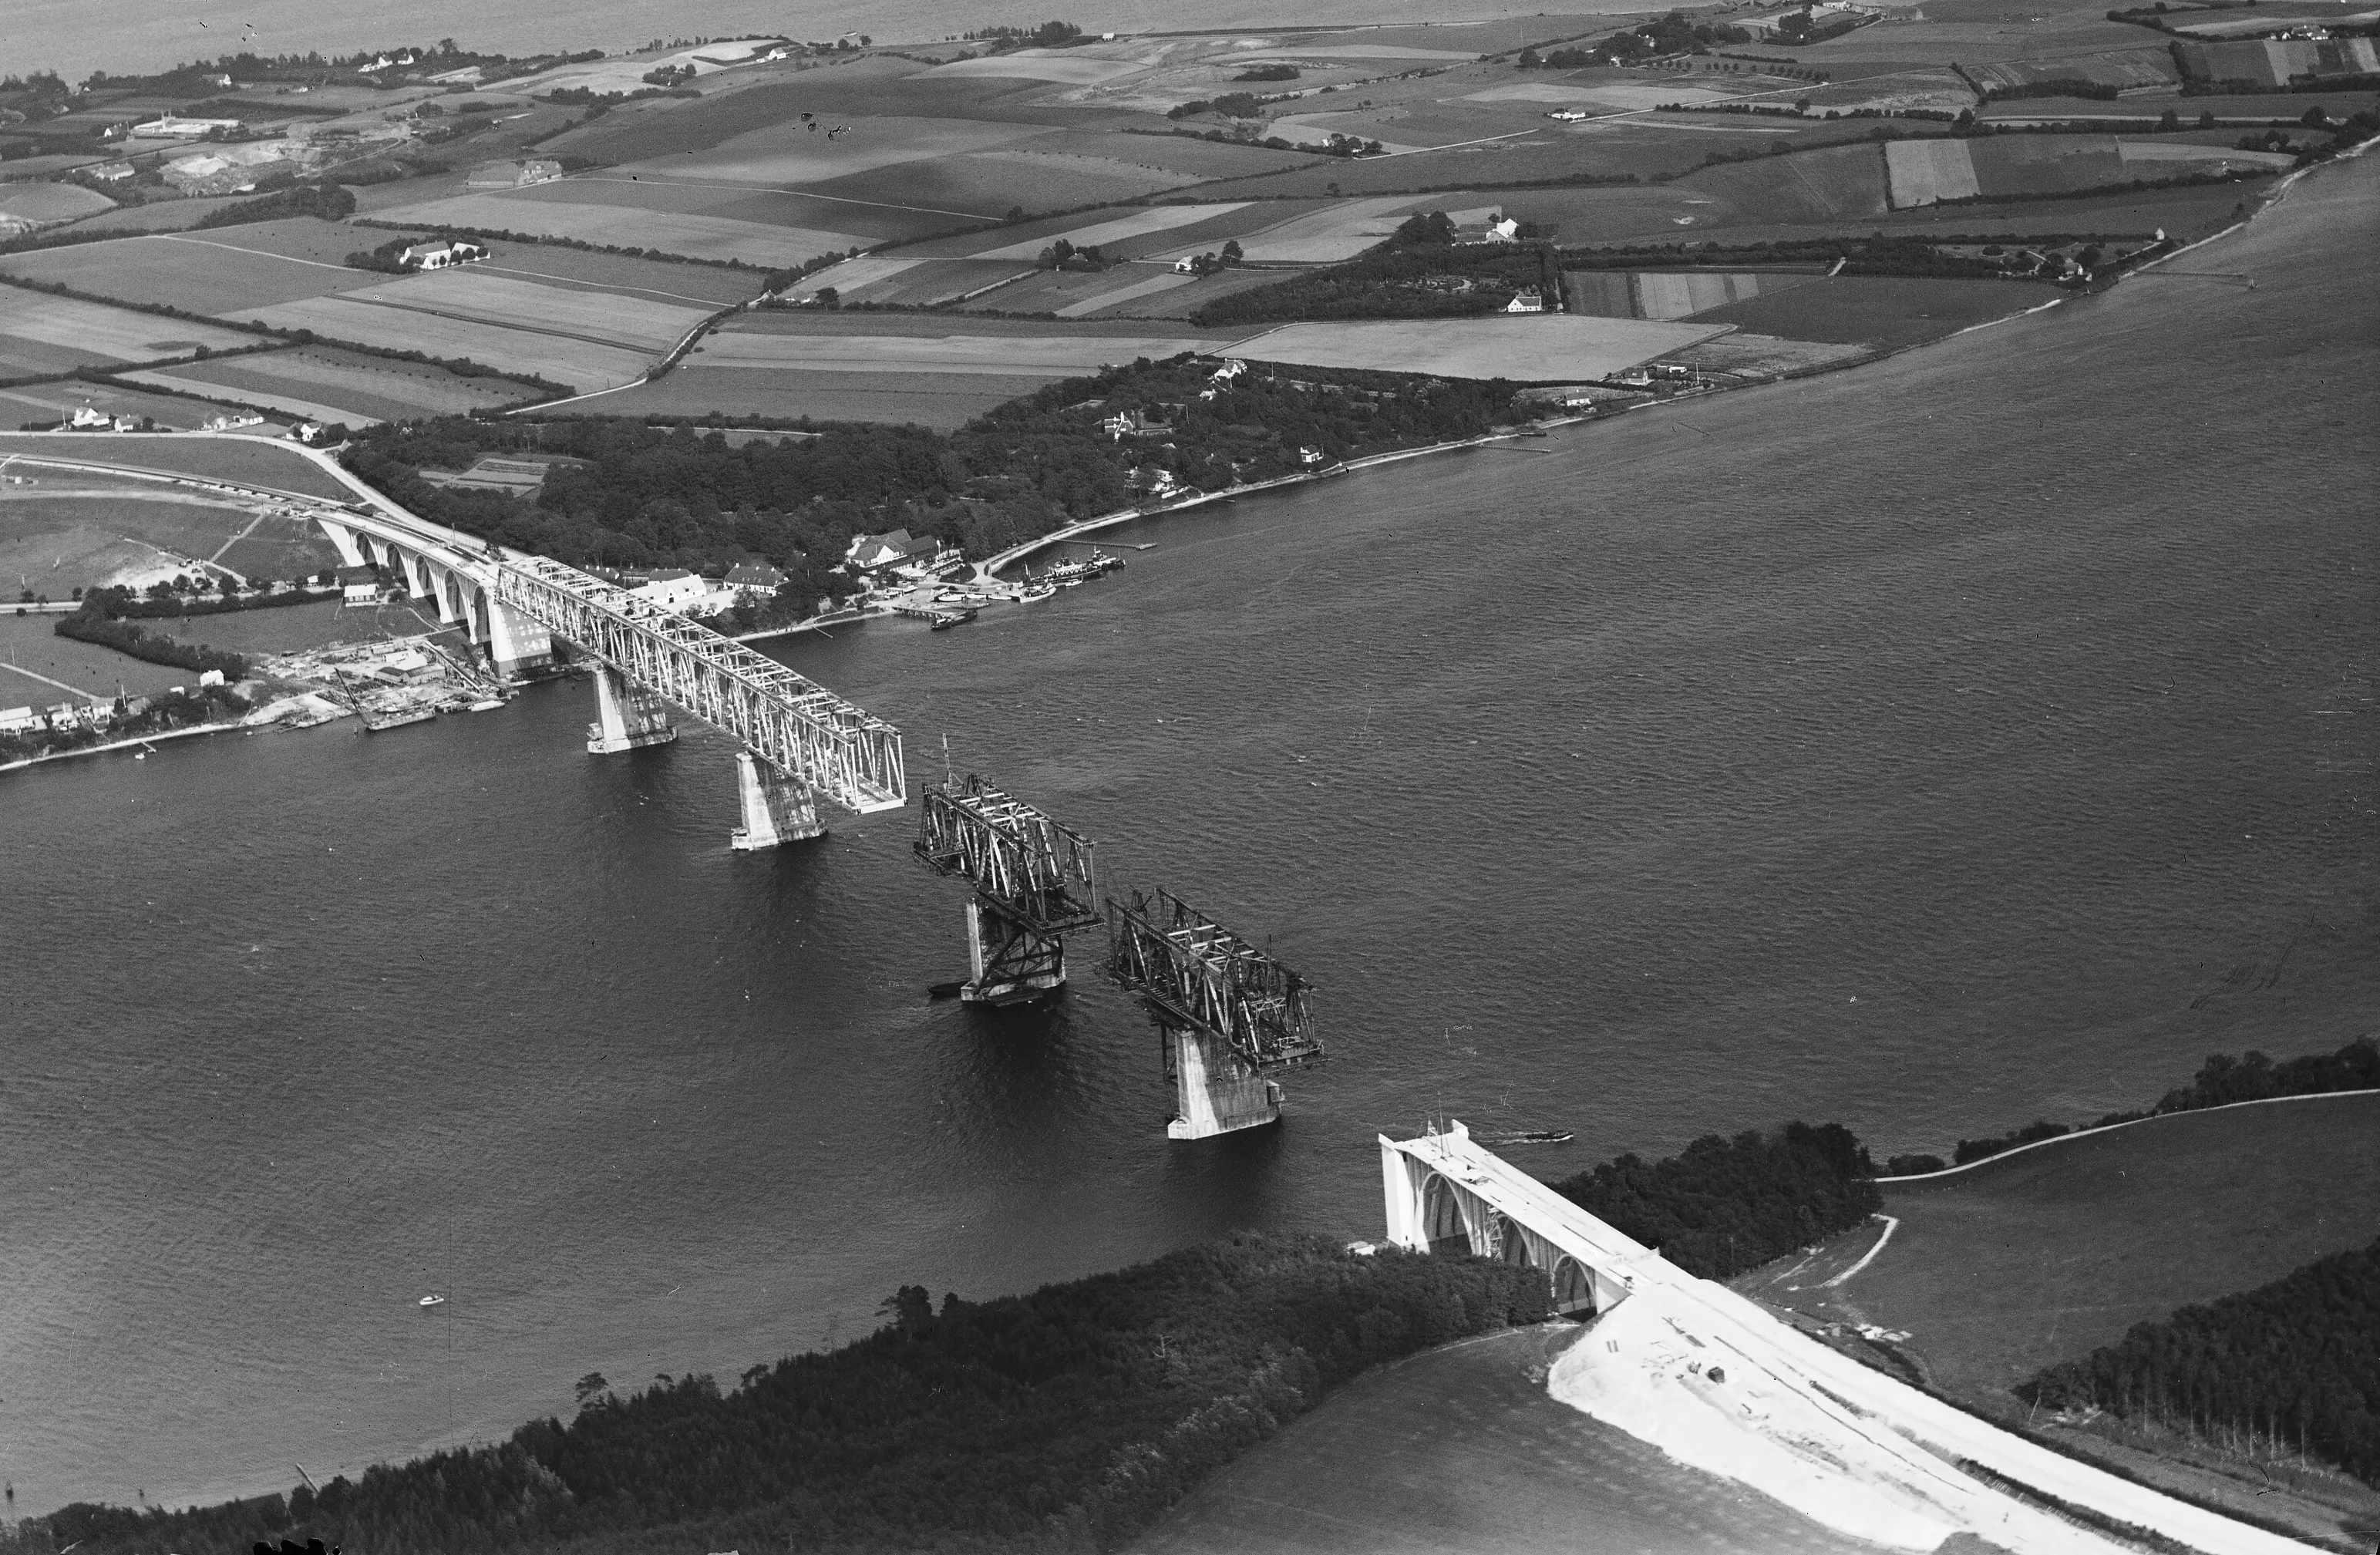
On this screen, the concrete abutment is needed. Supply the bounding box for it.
[730,750,824,850]
[1166,1029,1283,1139]
[586,665,677,754]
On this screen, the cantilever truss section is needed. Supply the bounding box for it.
[914,776,1099,931]
[1104,890,1325,1073]
[495,555,905,815]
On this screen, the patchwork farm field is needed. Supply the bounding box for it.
[364,187,867,268]
[234,294,656,393]
[327,271,714,355]
[123,343,529,426]
[685,330,1218,375]
[1567,270,1823,321]
[0,288,255,379]
[461,247,764,308]
[1230,315,1730,382]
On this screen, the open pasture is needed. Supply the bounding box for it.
[116,368,375,429]
[0,183,114,227]
[0,289,254,379]
[465,248,765,308]
[1067,265,1294,321]
[0,472,324,594]
[1799,68,1980,116]
[948,265,1192,317]
[0,613,188,702]
[0,432,354,499]
[323,271,715,356]
[125,345,527,425]
[1962,47,2179,92]
[834,261,1034,308]
[2117,140,2294,169]
[1219,197,1422,264]
[236,295,653,392]
[921,51,1147,86]
[1054,271,1200,318]
[970,203,1252,262]
[601,367,1057,432]
[1739,1096,2380,1400]
[1230,315,1730,382]
[1885,138,1984,207]
[784,153,1175,226]
[1800,14,2152,64]
[0,227,383,316]
[1673,142,1890,223]
[363,189,866,269]
[685,330,1217,375]
[1685,274,2059,350]
[618,115,1052,189]
[1963,135,2126,197]
[1659,331,1871,377]
[1567,270,1821,321]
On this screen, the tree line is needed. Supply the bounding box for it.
[1550,1121,1883,1278]
[54,610,249,681]
[32,1235,1553,1555]
[1882,1036,2380,1173]
[2017,1237,2379,1484]
[339,356,1521,629]
[1191,214,1561,327]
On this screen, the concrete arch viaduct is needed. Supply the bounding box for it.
[1382,1122,2314,1555]
[14,433,904,845]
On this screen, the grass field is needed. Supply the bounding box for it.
[235,295,653,393]
[1887,138,1985,208]
[1737,1094,2380,1399]
[685,330,1216,374]
[1232,315,1730,381]
[139,345,608,426]
[969,203,1254,262]
[0,613,188,702]
[1567,270,1823,320]
[1660,331,1873,376]
[0,225,387,316]
[0,470,338,594]
[599,367,1057,430]
[330,270,714,355]
[1685,275,2059,349]
[0,431,359,500]
[1227,197,1425,263]
[0,288,255,379]
[0,183,115,226]
[1963,47,2180,92]
[463,247,765,308]
[1676,142,1890,222]
[1130,1324,1876,1555]
[720,311,1243,343]
[365,188,864,268]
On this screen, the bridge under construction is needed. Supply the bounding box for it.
[914,775,1100,1005]
[32,434,907,844]
[1107,890,1325,1139]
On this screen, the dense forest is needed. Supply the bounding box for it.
[1882,1036,2380,1173]
[31,1235,1552,1555]
[1190,214,1562,327]
[341,357,1520,626]
[1550,1122,1883,1278]
[2018,1237,2380,1486]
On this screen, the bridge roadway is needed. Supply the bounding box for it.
[6,433,904,839]
[1382,1122,2311,1555]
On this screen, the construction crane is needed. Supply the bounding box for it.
[914,775,1099,1005]
[1105,889,1324,1139]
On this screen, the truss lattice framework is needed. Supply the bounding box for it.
[915,776,1099,931]
[1106,889,1324,1073]
[495,556,906,815]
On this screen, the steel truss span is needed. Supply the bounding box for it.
[914,776,1100,931]
[497,556,905,815]
[1105,889,1324,1073]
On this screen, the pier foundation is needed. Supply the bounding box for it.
[730,751,824,849]
[1165,1028,1283,1139]
[486,601,554,680]
[318,519,365,569]
[586,665,676,754]
[961,902,1066,1005]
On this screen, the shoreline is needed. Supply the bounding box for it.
[1870,1087,2380,1185]
[0,716,254,773]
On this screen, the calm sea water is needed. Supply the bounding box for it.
[2,157,2374,1517]
[5,0,1578,82]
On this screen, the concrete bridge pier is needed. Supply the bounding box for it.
[960,904,1065,1005]
[318,518,366,570]
[1166,1029,1282,1139]
[456,586,486,645]
[485,601,553,679]
[587,665,677,754]
[426,564,460,624]
[730,750,824,849]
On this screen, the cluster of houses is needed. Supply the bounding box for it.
[840,530,964,587]
[580,560,791,617]
[0,681,220,738]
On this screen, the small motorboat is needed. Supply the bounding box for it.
[419,1294,446,1308]
[467,698,504,712]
